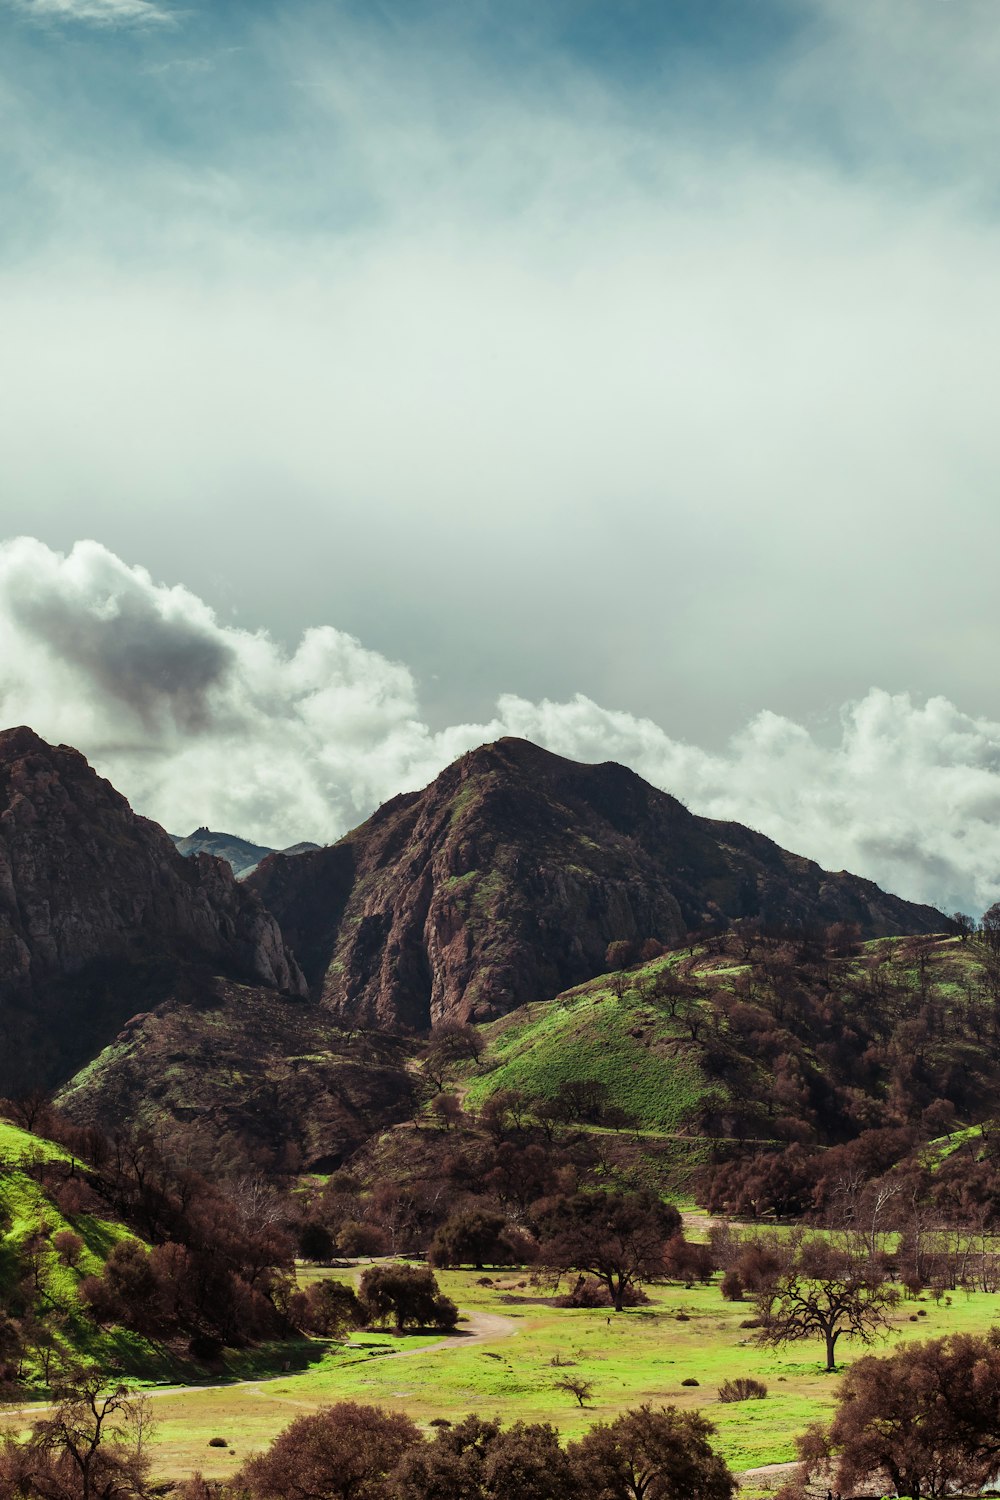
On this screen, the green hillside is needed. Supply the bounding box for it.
[463,969,712,1133]
[456,932,997,1160]
[0,1120,164,1387]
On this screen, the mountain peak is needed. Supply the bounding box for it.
[249,736,944,1032]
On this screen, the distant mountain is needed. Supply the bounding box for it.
[248,737,945,1032]
[172,828,320,877]
[0,726,305,1092]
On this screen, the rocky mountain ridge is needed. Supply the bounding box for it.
[0,726,304,1091]
[249,736,945,1032]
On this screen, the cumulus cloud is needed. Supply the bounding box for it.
[1,538,999,917]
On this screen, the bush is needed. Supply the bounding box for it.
[208,1438,228,1448]
[720,1270,745,1302]
[717,1377,767,1403]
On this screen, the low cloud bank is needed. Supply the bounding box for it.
[0,538,996,915]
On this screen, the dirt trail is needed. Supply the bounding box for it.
[736,1460,799,1492]
[0,1309,521,1418]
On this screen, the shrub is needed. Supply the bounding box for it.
[208,1438,228,1448]
[720,1270,745,1302]
[718,1377,767,1403]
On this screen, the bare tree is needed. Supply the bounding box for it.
[754,1234,897,1371]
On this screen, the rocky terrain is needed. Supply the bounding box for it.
[56,973,417,1174]
[249,736,945,1031]
[0,726,304,1092]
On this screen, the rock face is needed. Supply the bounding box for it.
[0,726,305,1091]
[249,737,945,1031]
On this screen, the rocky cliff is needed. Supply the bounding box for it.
[249,737,945,1031]
[0,726,304,1091]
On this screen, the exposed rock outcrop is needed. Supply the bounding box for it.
[0,726,304,1091]
[249,737,945,1031]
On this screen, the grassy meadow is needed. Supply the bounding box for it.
[5,1259,987,1491]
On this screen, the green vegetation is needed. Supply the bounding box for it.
[462,966,711,1133]
[21,1263,995,1489]
[0,1127,162,1383]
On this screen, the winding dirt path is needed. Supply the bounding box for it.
[0,1309,521,1418]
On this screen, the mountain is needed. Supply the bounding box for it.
[248,737,945,1032]
[0,726,305,1092]
[172,827,276,876]
[172,828,321,878]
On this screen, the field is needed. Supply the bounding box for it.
[4,1258,989,1492]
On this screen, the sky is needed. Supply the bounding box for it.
[3,0,1000,914]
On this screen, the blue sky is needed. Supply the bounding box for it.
[4,0,1000,910]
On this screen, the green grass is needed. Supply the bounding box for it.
[462,982,709,1134]
[58,1262,1000,1489]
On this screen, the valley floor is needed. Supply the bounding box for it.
[1,1260,992,1494]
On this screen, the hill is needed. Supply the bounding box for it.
[55,975,418,1176]
[0,1118,168,1385]
[248,737,945,1032]
[461,931,993,1145]
[0,728,304,1094]
[328,931,1000,1219]
[172,828,321,878]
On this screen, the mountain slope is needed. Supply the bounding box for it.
[55,975,418,1175]
[172,828,321,877]
[0,726,305,1092]
[248,737,944,1031]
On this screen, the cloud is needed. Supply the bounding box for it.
[2,538,999,917]
[7,0,172,24]
[3,0,1000,755]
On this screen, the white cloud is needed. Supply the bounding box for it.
[4,0,1000,749]
[1,538,999,917]
[8,0,172,24]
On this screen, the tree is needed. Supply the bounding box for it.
[753,1235,897,1371]
[384,1416,577,1500]
[53,1232,85,1270]
[234,1402,421,1500]
[429,1211,519,1270]
[0,1370,154,1500]
[430,1093,464,1132]
[481,1422,577,1500]
[570,1404,736,1500]
[797,1331,1000,1500]
[385,1414,501,1500]
[537,1192,681,1313]
[358,1264,458,1333]
[291,1279,365,1338]
[422,1023,485,1093]
[555,1376,594,1407]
